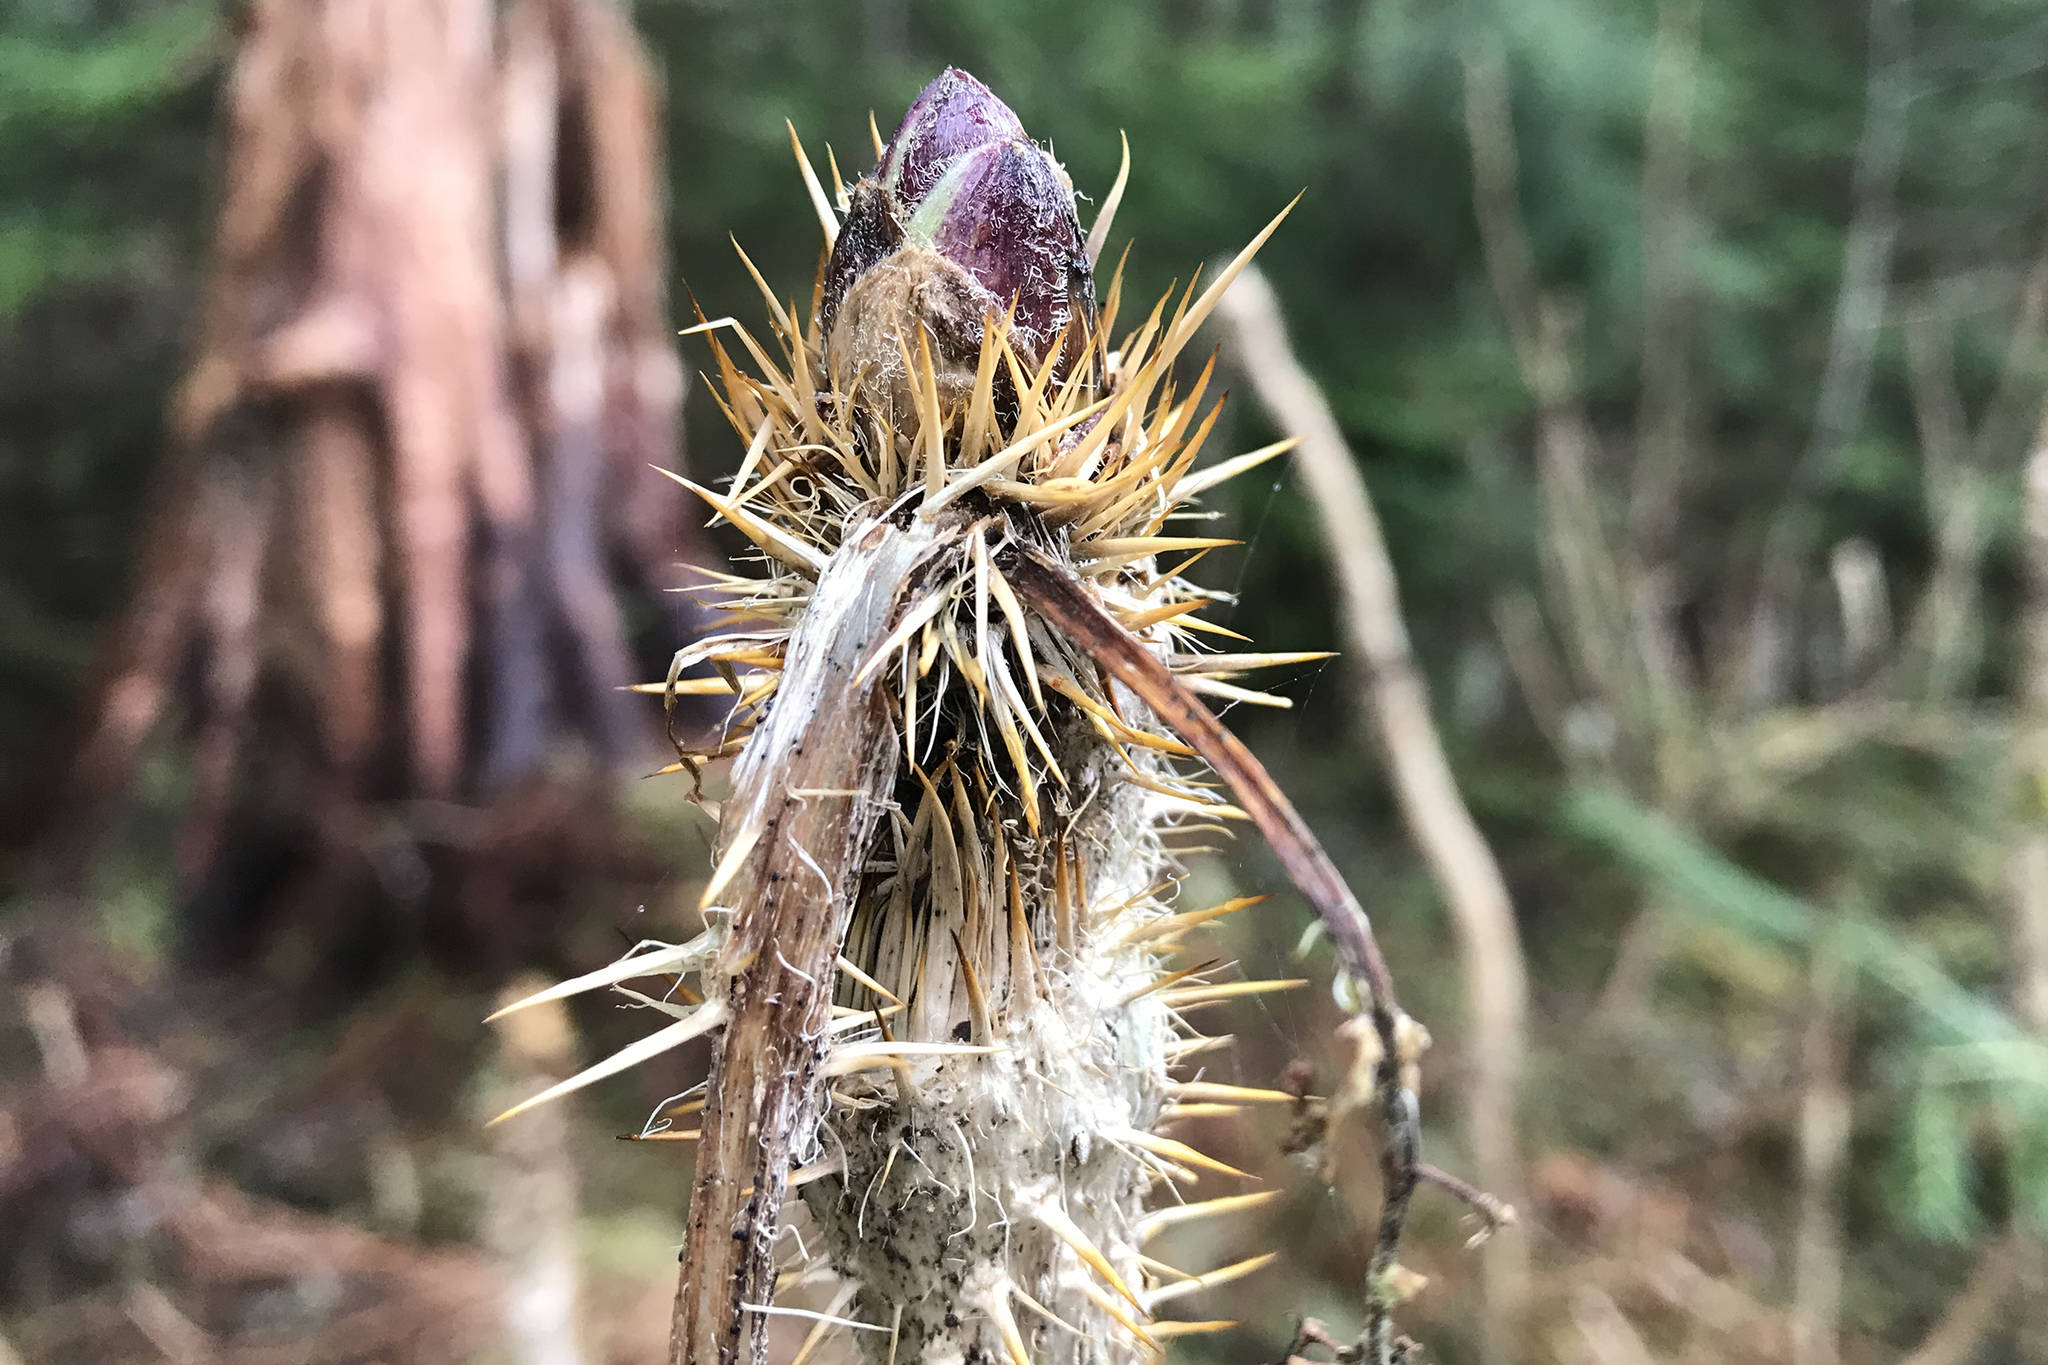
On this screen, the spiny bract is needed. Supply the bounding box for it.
[495,68,1334,1365]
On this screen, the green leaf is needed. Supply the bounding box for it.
[2011,1100,2048,1241]
[1561,786,2025,1050]
[1902,1084,1976,1243]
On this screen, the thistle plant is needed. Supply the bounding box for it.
[491,69,1427,1365]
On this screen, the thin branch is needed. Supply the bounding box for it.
[1627,0,1704,561]
[1462,40,1654,764]
[1569,1283,1658,1365]
[1790,913,1851,1365]
[1892,225,2048,702]
[485,980,589,1365]
[1744,0,1914,706]
[1461,41,1547,392]
[1416,1162,1517,1244]
[1490,590,1576,761]
[1971,241,2048,470]
[1895,305,1989,702]
[1464,38,1686,1035]
[2014,393,2048,1149]
[1216,264,1531,1354]
[2009,829,2048,1035]
[2025,404,2048,721]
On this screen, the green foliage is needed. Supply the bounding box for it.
[1567,783,2048,1244]
[1563,786,2026,1047]
[0,0,217,781]
[0,0,216,310]
[1901,1079,1978,1242]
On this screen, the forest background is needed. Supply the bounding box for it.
[2,1,2046,1363]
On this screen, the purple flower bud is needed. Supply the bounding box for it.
[910,139,1092,361]
[820,68,1095,382]
[877,68,1026,210]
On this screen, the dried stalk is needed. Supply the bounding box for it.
[2008,388,2048,1365]
[670,514,945,1365]
[1005,545,1423,1359]
[2025,409,2048,723]
[1897,310,1994,704]
[485,980,590,1365]
[1462,39,1688,1034]
[1898,1233,2023,1365]
[1790,917,1850,1365]
[1213,265,1529,1356]
[1461,41,1655,764]
[1893,233,2048,703]
[1626,0,1703,566]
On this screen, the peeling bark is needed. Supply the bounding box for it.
[671,514,946,1365]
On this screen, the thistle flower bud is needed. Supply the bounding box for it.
[511,73,1381,1365]
[822,68,1095,403]
[913,138,1093,352]
[878,66,1026,208]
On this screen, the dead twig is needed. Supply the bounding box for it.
[1791,912,1852,1365]
[1005,545,1420,1364]
[1415,1163,1517,1245]
[1215,263,1530,1354]
[1626,0,1703,566]
[1463,40,1647,753]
